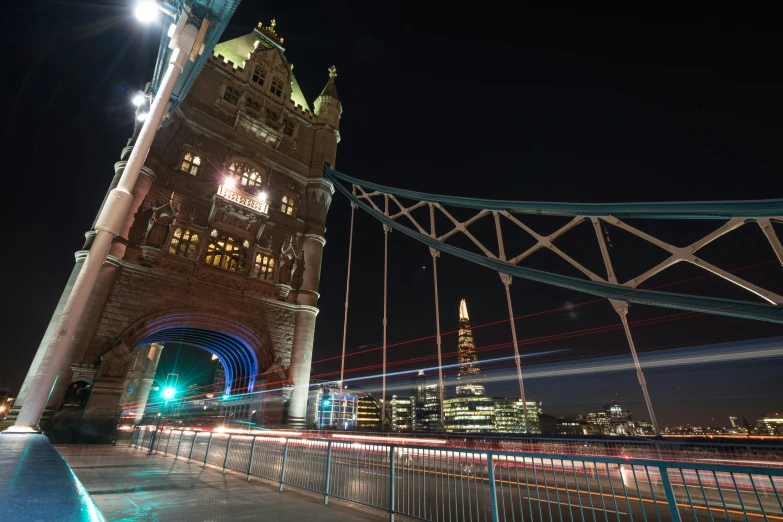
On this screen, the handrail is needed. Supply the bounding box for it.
[125,426,783,522]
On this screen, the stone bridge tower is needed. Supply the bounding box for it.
[10,21,341,436]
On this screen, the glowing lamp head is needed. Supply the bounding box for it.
[136,112,148,122]
[223,176,236,188]
[257,191,267,201]
[134,1,159,23]
[323,399,331,407]
[132,92,145,107]
[161,386,176,400]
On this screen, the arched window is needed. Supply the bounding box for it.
[252,67,266,86]
[281,195,295,216]
[180,152,201,175]
[205,231,247,272]
[283,119,294,136]
[246,98,259,111]
[265,108,278,121]
[223,86,239,104]
[169,227,200,259]
[228,161,263,189]
[270,77,284,97]
[252,254,275,280]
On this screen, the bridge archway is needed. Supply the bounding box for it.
[120,309,273,395]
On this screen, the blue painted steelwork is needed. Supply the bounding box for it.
[324,169,783,324]
[130,426,783,522]
[325,167,783,219]
[151,1,242,120]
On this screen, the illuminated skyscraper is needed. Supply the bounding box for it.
[414,370,442,431]
[456,299,484,396]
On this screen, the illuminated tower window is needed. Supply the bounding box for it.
[180,152,201,175]
[252,254,275,280]
[205,232,247,272]
[168,227,200,259]
[280,195,295,216]
[228,162,263,189]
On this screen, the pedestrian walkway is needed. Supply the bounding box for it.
[58,443,387,521]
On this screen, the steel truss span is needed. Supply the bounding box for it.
[127,427,783,522]
[324,167,783,324]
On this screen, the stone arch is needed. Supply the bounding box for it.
[117,308,274,394]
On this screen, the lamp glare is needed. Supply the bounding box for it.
[132,93,145,107]
[161,386,176,400]
[136,112,148,122]
[134,1,159,23]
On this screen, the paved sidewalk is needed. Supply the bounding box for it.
[58,444,386,521]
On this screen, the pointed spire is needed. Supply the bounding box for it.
[319,65,339,100]
[459,299,469,321]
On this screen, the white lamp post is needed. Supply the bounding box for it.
[7,3,200,432]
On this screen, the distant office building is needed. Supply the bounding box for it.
[729,416,738,428]
[455,299,485,396]
[388,395,416,431]
[540,413,589,435]
[414,370,442,431]
[211,355,226,393]
[444,395,495,432]
[757,414,783,436]
[356,393,382,430]
[586,411,611,435]
[605,401,632,422]
[494,399,540,434]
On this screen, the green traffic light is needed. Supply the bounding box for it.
[323,399,331,407]
[162,386,177,400]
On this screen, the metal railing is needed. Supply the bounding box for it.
[128,426,783,522]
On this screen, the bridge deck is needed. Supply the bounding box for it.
[58,443,385,521]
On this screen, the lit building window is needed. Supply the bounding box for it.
[228,162,263,189]
[205,232,247,272]
[169,227,200,259]
[265,108,278,121]
[252,254,275,279]
[283,119,294,136]
[251,67,266,86]
[280,195,295,216]
[180,152,201,175]
[223,86,239,104]
[270,77,284,97]
[246,98,259,112]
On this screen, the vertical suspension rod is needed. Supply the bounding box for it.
[430,203,445,428]
[337,194,357,429]
[381,195,390,430]
[493,211,529,430]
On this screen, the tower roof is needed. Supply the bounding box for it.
[211,21,312,112]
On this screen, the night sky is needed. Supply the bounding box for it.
[2,2,782,428]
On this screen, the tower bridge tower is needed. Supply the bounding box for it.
[10,20,341,436]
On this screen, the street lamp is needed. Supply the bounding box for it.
[7,6,201,433]
[132,92,146,107]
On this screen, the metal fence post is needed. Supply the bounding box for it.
[147,428,158,455]
[659,466,683,522]
[174,430,183,458]
[389,444,395,522]
[163,430,171,455]
[204,432,213,468]
[486,451,500,522]
[323,441,333,505]
[188,432,196,461]
[129,426,137,447]
[247,436,257,482]
[222,434,232,473]
[279,439,290,492]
